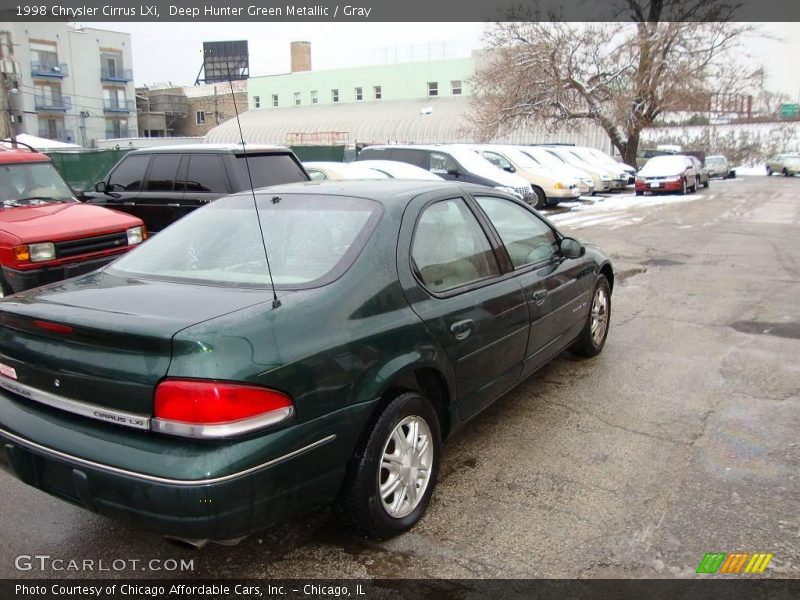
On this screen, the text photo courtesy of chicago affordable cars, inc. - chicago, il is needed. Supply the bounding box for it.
[0,0,798,599]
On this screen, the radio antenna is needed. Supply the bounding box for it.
[226,63,280,309]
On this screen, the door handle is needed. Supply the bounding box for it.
[450,319,474,341]
[532,290,547,305]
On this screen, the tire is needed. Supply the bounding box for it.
[532,186,547,210]
[680,178,688,195]
[766,166,773,176]
[635,190,644,196]
[571,275,611,358]
[0,276,13,298]
[784,168,790,177]
[702,178,709,189]
[693,176,699,192]
[335,391,441,540]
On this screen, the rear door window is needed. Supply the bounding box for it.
[107,155,151,191]
[145,154,181,191]
[184,155,230,193]
[390,149,428,169]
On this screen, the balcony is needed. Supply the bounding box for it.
[31,61,68,78]
[38,126,74,144]
[34,95,71,112]
[100,66,133,82]
[103,98,135,113]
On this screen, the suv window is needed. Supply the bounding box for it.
[390,149,428,169]
[145,154,181,192]
[185,155,230,193]
[429,152,459,176]
[475,196,558,268]
[228,154,309,190]
[108,155,150,192]
[411,198,500,293]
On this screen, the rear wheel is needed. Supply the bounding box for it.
[571,276,611,358]
[784,168,790,177]
[335,391,441,540]
[532,186,547,210]
[702,177,709,188]
[680,178,688,195]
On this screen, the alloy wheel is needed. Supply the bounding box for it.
[378,415,434,519]
[590,286,609,346]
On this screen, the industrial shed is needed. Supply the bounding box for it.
[204,96,613,151]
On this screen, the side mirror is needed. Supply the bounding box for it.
[503,166,515,173]
[94,181,107,193]
[560,237,585,259]
[446,168,461,178]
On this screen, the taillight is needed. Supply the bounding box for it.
[152,379,294,439]
[32,319,74,334]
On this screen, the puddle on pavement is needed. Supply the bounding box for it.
[730,321,800,340]
[640,258,685,266]
[616,267,647,283]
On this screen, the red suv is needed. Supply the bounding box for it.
[0,147,145,295]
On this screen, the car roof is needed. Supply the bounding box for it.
[0,147,50,164]
[239,179,502,208]
[127,143,291,155]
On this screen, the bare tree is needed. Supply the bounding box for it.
[469,1,761,166]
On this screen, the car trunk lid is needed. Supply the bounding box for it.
[0,271,274,422]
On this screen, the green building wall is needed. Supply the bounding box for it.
[247,57,476,110]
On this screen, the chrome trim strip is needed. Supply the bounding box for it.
[151,406,294,439]
[0,426,337,486]
[0,376,150,430]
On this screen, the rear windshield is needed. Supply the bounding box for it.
[228,154,309,190]
[110,193,380,288]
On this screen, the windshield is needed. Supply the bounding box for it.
[110,193,381,288]
[706,157,725,165]
[640,156,687,175]
[446,147,508,177]
[0,161,75,206]
[502,148,539,169]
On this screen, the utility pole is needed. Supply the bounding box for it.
[0,30,21,144]
[214,85,219,125]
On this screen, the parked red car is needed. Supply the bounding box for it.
[635,155,702,196]
[0,146,145,295]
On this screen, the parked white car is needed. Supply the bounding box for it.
[303,162,389,181]
[542,146,627,190]
[355,160,444,181]
[575,147,637,184]
[467,144,582,208]
[521,146,603,194]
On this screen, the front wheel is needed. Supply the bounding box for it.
[335,392,441,540]
[766,166,773,176]
[532,186,547,210]
[680,178,688,195]
[784,168,790,177]
[571,275,611,358]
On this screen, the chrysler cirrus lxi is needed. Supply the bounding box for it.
[0,180,613,544]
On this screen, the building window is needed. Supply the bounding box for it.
[272,94,278,107]
[196,111,205,125]
[331,89,339,103]
[451,80,462,95]
[294,92,301,106]
[100,51,124,80]
[355,87,363,101]
[374,86,382,100]
[254,96,261,108]
[427,82,438,97]
[311,90,318,104]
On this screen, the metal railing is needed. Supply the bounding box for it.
[34,95,72,111]
[100,67,133,82]
[103,98,135,113]
[31,61,68,77]
[37,126,74,143]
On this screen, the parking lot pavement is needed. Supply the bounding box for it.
[1,176,798,579]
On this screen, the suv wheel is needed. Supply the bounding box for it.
[335,392,441,539]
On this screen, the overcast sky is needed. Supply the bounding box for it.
[90,22,800,99]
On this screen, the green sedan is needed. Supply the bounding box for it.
[0,180,613,544]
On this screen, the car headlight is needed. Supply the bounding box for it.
[28,242,56,263]
[494,186,522,199]
[126,226,145,245]
[601,175,611,181]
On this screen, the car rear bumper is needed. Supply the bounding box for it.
[2,253,121,294]
[0,387,366,539]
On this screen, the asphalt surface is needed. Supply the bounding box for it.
[1,175,798,579]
